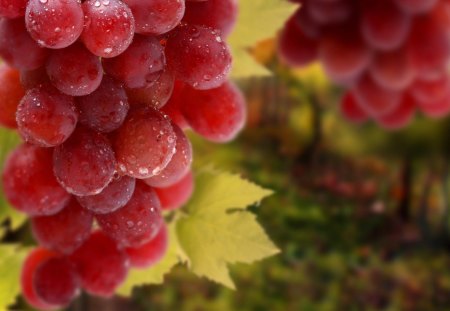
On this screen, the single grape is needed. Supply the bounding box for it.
[278,15,318,67]
[102,35,165,89]
[34,257,79,307]
[352,74,402,117]
[0,18,49,70]
[407,12,450,79]
[21,248,58,311]
[292,6,322,39]
[0,64,25,129]
[113,107,176,179]
[410,75,450,104]
[166,24,232,90]
[46,43,103,96]
[81,0,135,58]
[339,92,368,124]
[0,0,27,18]
[25,0,84,49]
[319,25,372,84]
[144,123,192,188]
[76,75,129,133]
[16,85,78,147]
[155,171,194,210]
[369,48,416,91]
[376,95,416,130]
[2,144,71,216]
[126,69,175,109]
[125,223,168,268]
[123,0,185,35]
[181,81,246,142]
[160,80,189,129]
[183,0,237,37]
[77,176,136,215]
[360,0,411,51]
[70,231,129,297]
[96,182,163,248]
[31,199,93,254]
[417,89,450,118]
[53,127,116,196]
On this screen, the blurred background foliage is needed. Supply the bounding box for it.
[125,39,450,311]
[4,20,450,311]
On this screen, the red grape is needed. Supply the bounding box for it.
[126,69,175,109]
[0,18,49,70]
[417,89,450,118]
[166,24,232,90]
[34,257,79,307]
[376,95,416,130]
[2,144,70,216]
[181,81,246,142]
[96,182,163,248]
[31,199,93,254]
[25,0,84,49]
[353,74,402,117]
[76,75,129,133]
[278,15,318,67]
[319,26,372,84]
[102,35,165,89]
[183,0,237,37]
[410,74,450,103]
[113,107,176,179]
[77,176,136,215]
[360,0,411,51]
[125,223,168,268]
[369,48,416,91]
[46,43,103,96]
[339,92,368,124]
[144,123,192,188]
[70,231,129,297]
[155,171,194,210]
[16,85,78,147]
[53,127,116,196]
[0,64,25,129]
[407,12,450,79]
[81,0,135,58]
[123,0,185,35]
[21,248,58,310]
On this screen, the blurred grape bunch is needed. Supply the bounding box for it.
[278,0,450,130]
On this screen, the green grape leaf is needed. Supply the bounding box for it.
[117,221,182,296]
[0,128,26,230]
[176,170,278,289]
[229,0,297,78]
[0,244,29,310]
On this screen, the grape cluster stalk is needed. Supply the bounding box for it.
[279,0,450,129]
[0,0,246,309]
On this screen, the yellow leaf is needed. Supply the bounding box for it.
[229,0,297,78]
[185,169,273,215]
[0,245,28,310]
[177,170,278,289]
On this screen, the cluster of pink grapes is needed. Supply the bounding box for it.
[0,0,246,309]
[279,0,450,129]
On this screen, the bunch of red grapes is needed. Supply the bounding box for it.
[279,0,450,129]
[0,0,245,309]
